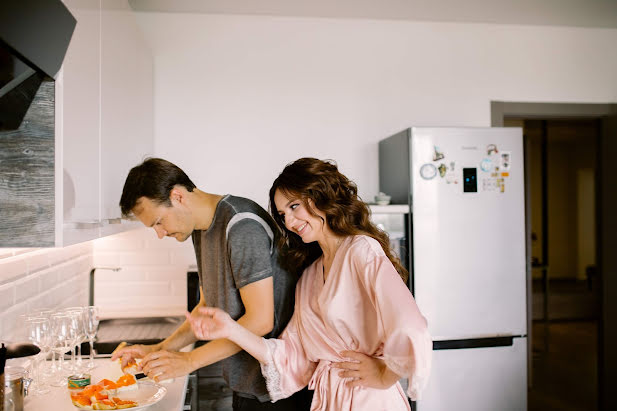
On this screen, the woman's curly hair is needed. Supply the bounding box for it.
[268,157,408,283]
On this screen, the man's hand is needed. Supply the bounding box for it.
[140,350,196,382]
[332,351,400,390]
[110,343,160,370]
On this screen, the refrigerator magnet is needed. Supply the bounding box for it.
[420,163,437,180]
[497,178,505,193]
[487,144,498,155]
[480,158,492,172]
[438,163,447,178]
[482,178,499,192]
[433,146,445,161]
[500,151,511,171]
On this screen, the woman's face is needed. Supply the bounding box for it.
[274,189,327,244]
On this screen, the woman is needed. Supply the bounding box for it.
[187,158,432,411]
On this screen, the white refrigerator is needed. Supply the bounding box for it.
[378,127,528,411]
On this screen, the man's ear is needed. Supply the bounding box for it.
[169,186,185,205]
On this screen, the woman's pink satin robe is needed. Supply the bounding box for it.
[261,235,432,411]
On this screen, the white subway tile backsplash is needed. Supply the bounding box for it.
[12,248,37,256]
[96,281,171,298]
[144,267,186,282]
[0,243,92,342]
[0,300,29,342]
[143,237,187,250]
[0,283,15,312]
[94,235,145,252]
[25,249,51,274]
[169,247,197,266]
[15,274,41,302]
[48,242,91,266]
[119,251,170,266]
[2,224,200,338]
[38,268,59,292]
[0,249,15,259]
[170,279,188,297]
[94,268,148,283]
[0,256,28,283]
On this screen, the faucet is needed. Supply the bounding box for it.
[89,267,121,306]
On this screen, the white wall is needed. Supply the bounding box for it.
[134,13,617,206]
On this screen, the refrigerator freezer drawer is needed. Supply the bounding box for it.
[417,337,527,411]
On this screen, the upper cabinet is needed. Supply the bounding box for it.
[58,0,153,245]
[100,0,154,222]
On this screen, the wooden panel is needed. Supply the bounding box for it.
[0,79,55,247]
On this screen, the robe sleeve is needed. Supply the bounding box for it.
[259,309,317,402]
[365,253,433,400]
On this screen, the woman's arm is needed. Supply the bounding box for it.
[186,306,270,363]
[332,351,401,389]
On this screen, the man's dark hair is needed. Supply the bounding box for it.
[119,157,196,217]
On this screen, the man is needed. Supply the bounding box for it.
[112,158,311,410]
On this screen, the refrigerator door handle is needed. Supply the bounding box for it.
[433,335,524,350]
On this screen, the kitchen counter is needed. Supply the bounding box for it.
[24,357,189,411]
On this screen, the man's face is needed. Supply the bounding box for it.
[133,197,194,242]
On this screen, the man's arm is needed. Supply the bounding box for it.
[139,276,275,381]
[186,276,273,363]
[111,289,205,367]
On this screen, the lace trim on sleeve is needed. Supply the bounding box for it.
[259,338,287,402]
[383,354,428,400]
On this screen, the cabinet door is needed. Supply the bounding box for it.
[100,0,154,223]
[59,0,102,245]
[61,0,101,224]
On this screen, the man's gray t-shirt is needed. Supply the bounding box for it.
[192,195,296,401]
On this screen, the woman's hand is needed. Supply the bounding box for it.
[185,307,234,341]
[332,351,401,389]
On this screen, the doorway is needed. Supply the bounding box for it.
[492,101,617,411]
[510,118,600,410]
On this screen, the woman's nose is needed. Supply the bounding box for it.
[283,214,294,229]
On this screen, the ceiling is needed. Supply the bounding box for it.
[128,0,617,29]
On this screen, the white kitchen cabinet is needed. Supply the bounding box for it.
[56,0,152,246]
[59,0,101,241]
[100,0,154,222]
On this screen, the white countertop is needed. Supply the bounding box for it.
[24,357,189,411]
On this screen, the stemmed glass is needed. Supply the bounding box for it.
[31,308,57,378]
[84,306,100,370]
[62,307,86,372]
[25,316,51,395]
[50,314,74,386]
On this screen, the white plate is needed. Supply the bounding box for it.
[73,380,167,410]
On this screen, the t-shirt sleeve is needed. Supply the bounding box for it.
[227,217,274,289]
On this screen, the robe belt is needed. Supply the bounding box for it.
[308,360,336,411]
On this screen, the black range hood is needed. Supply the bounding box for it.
[0,0,76,130]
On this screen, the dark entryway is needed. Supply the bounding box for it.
[493,102,617,411]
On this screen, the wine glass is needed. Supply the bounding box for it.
[50,314,74,386]
[25,316,51,395]
[84,306,100,370]
[61,307,86,372]
[32,308,57,378]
